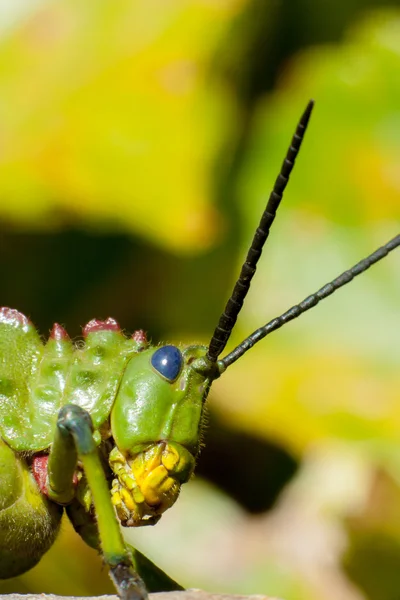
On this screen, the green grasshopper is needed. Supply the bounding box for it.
[0,100,398,600]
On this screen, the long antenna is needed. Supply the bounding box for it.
[207,99,315,363]
[220,234,400,369]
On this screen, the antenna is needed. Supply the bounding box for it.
[220,234,400,369]
[207,99,314,363]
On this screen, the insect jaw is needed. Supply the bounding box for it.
[109,441,196,528]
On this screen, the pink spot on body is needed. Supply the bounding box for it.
[50,323,70,341]
[0,307,31,329]
[83,317,121,337]
[32,454,49,495]
[132,329,147,345]
[32,454,79,498]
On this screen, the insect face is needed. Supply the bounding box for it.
[108,343,211,526]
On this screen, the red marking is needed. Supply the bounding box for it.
[83,317,121,337]
[132,329,147,345]
[32,454,79,497]
[0,307,31,328]
[32,454,49,495]
[50,323,70,341]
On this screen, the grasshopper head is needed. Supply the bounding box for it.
[110,343,215,457]
[108,342,220,526]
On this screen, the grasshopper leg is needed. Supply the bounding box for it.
[48,403,148,600]
[66,497,184,592]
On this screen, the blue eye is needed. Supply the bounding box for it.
[151,345,183,382]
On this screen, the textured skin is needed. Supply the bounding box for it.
[0,307,211,590]
[0,438,62,578]
[0,309,143,451]
[0,308,208,456]
[110,441,196,526]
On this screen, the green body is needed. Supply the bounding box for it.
[0,438,62,577]
[0,311,206,454]
[0,308,211,590]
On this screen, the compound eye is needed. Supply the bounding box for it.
[151,345,183,382]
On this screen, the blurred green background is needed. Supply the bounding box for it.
[0,1,399,599]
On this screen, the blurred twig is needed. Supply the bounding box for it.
[0,592,282,600]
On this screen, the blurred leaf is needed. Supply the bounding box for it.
[0,0,249,252]
[239,9,400,226]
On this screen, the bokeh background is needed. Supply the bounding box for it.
[0,1,399,599]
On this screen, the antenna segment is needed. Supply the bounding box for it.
[207,100,315,362]
[220,234,400,369]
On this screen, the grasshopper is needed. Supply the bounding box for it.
[0,101,398,600]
